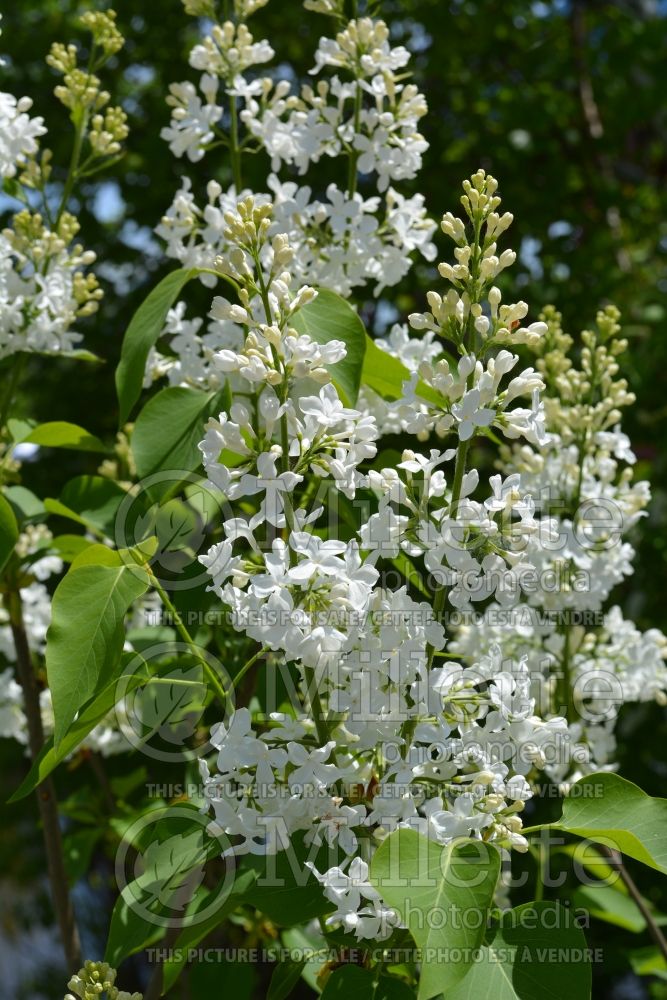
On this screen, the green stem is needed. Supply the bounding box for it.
[197,267,242,295]
[464,213,483,352]
[422,205,481,663]
[55,46,99,225]
[425,435,470,670]
[556,623,576,723]
[233,645,268,690]
[520,823,556,836]
[531,841,547,902]
[279,419,297,536]
[295,477,323,533]
[304,667,331,746]
[254,253,273,323]
[229,93,243,191]
[346,77,363,199]
[0,352,26,434]
[252,256,297,537]
[55,108,89,226]
[146,568,230,709]
[280,407,290,475]
[573,433,587,510]
[597,844,667,965]
[77,152,126,179]
[450,436,471,510]
[304,665,340,770]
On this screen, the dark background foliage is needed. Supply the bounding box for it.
[1,1,666,997]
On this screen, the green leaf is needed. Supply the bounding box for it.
[282,926,326,992]
[3,176,21,199]
[629,946,667,981]
[106,848,203,965]
[46,563,149,746]
[362,336,410,400]
[9,651,150,802]
[189,959,259,998]
[45,475,127,539]
[162,870,258,992]
[238,834,336,926]
[116,267,200,425]
[555,773,667,874]
[7,418,36,441]
[267,958,308,1000]
[49,348,105,364]
[138,663,208,745]
[376,977,416,1000]
[320,968,413,1000]
[0,492,19,573]
[447,902,591,1000]
[4,485,46,525]
[70,543,126,568]
[361,335,441,406]
[48,534,95,562]
[552,843,622,885]
[370,832,500,1000]
[125,625,177,653]
[392,550,430,598]
[63,828,103,882]
[16,421,107,452]
[137,829,209,906]
[117,272,366,423]
[105,806,230,967]
[321,967,375,999]
[105,895,166,968]
[162,498,199,543]
[67,537,158,570]
[571,884,648,933]
[110,766,149,801]
[292,289,367,405]
[132,385,226,494]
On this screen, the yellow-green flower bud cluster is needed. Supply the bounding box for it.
[89,105,129,156]
[181,0,217,16]
[409,170,545,359]
[65,960,141,1000]
[79,10,124,58]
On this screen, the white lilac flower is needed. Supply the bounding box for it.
[0,91,46,178]
[161,77,223,162]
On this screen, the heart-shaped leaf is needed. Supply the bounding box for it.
[370,832,500,1000]
[447,902,591,999]
[555,773,667,874]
